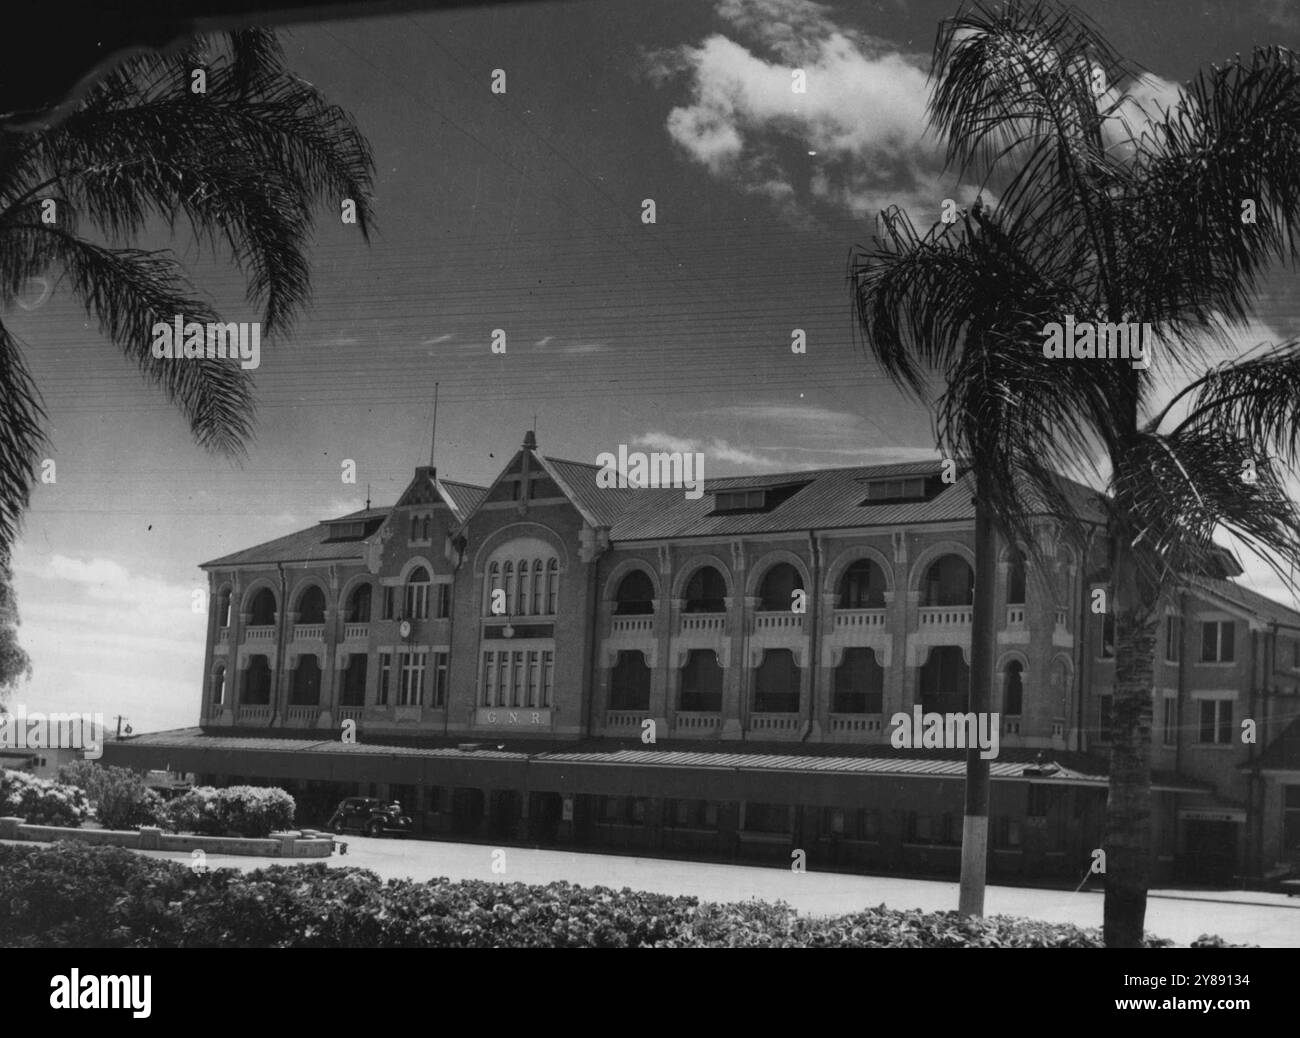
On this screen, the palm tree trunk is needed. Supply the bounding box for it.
[1102,535,1158,947]
[959,474,997,916]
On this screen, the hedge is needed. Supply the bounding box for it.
[0,842,1251,948]
[0,769,89,828]
[56,762,165,831]
[161,785,295,838]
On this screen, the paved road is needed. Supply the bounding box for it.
[117,835,1300,948]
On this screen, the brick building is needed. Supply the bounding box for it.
[108,432,1300,884]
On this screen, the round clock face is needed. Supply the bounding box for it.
[398,620,411,639]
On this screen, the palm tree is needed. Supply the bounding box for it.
[0,29,375,549]
[852,0,1300,946]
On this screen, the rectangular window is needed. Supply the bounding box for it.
[743,802,792,834]
[511,651,524,707]
[825,807,845,835]
[495,650,509,707]
[432,651,448,708]
[1028,786,1052,818]
[1284,786,1300,853]
[426,786,442,813]
[1097,694,1113,742]
[1100,613,1115,659]
[1201,620,1236,663]
[1164,615,1180,664]
[436,583,451,619]
[399,652,426,706]
[482,652,495,707]
[542,650,554,707]
[381,586,395,620]
[1198,698,1233,744]
[377,652,392,706]
[405,582,429,621]
[1162,693,1178,747]
[995,816,1022,849]
[527,651,540,708]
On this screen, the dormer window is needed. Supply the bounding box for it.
[859,476,930,503]
[709,481,809,515]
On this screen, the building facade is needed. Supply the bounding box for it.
[108,433,1300,885]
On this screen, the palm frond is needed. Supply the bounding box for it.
[16,223,256,456]
[0,320,48,547]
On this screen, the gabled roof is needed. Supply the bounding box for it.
[439,479,488,518]
[202,452,1106,568]
[1251,717,1300,771]
[201,471,488,569]
[1184,575,1300,628]
[202,521,373,569]
[541,456,638,527]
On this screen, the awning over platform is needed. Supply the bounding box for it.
[101,728,1211,803]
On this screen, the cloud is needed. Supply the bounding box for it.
[649,0,970,221]
[633,429,801,470]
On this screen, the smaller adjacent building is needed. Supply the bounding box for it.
[107,434,1300,885]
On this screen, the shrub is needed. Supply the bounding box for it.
[0,841,1252,949]
[0,769,90,828]
[56,762,165,830]
[162,785,295,838]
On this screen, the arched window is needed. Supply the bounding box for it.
[614,570,655,614]
[683,566,726,613]
[297,585,326,625]
[410,514,419,541]
[421,516,431,541]
[1007,554,1026,605]
[291,656,321,705]
[1003,660,1024,715]
[754,649,800,712]
[516,559,530,615]
[918,646,969,714]
[242,655,272,705]
[248,588,276,627]
[486,562,501,616]
[921,555,974,607]
[342,655,367,706]
[833,648,883,713]
[546,558,559,614]
[405,566,431,620]
[679,650,723,712]
[531,558,544,615]
[504,562,516,616]
[610,650,651,710]
[346,583,372,623]
[217,588,232,628]
[838,558,887,609]
[211,666,226,705]
[758,563,803,612]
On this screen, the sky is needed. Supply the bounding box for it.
[6,0,1300,733]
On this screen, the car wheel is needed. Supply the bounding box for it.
[367,820,384,837]
[331,819,345,834]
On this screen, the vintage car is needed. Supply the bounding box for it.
[326,796,413,837]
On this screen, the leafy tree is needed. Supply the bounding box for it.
[852,0,1300,945]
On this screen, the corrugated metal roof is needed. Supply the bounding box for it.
[439,479,488,518]
[202,524,371,568]
[109,729,1213,791]
[1186,574,1300,628]
[542,456,638,526]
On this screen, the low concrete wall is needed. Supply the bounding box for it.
[0,816,332,858]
